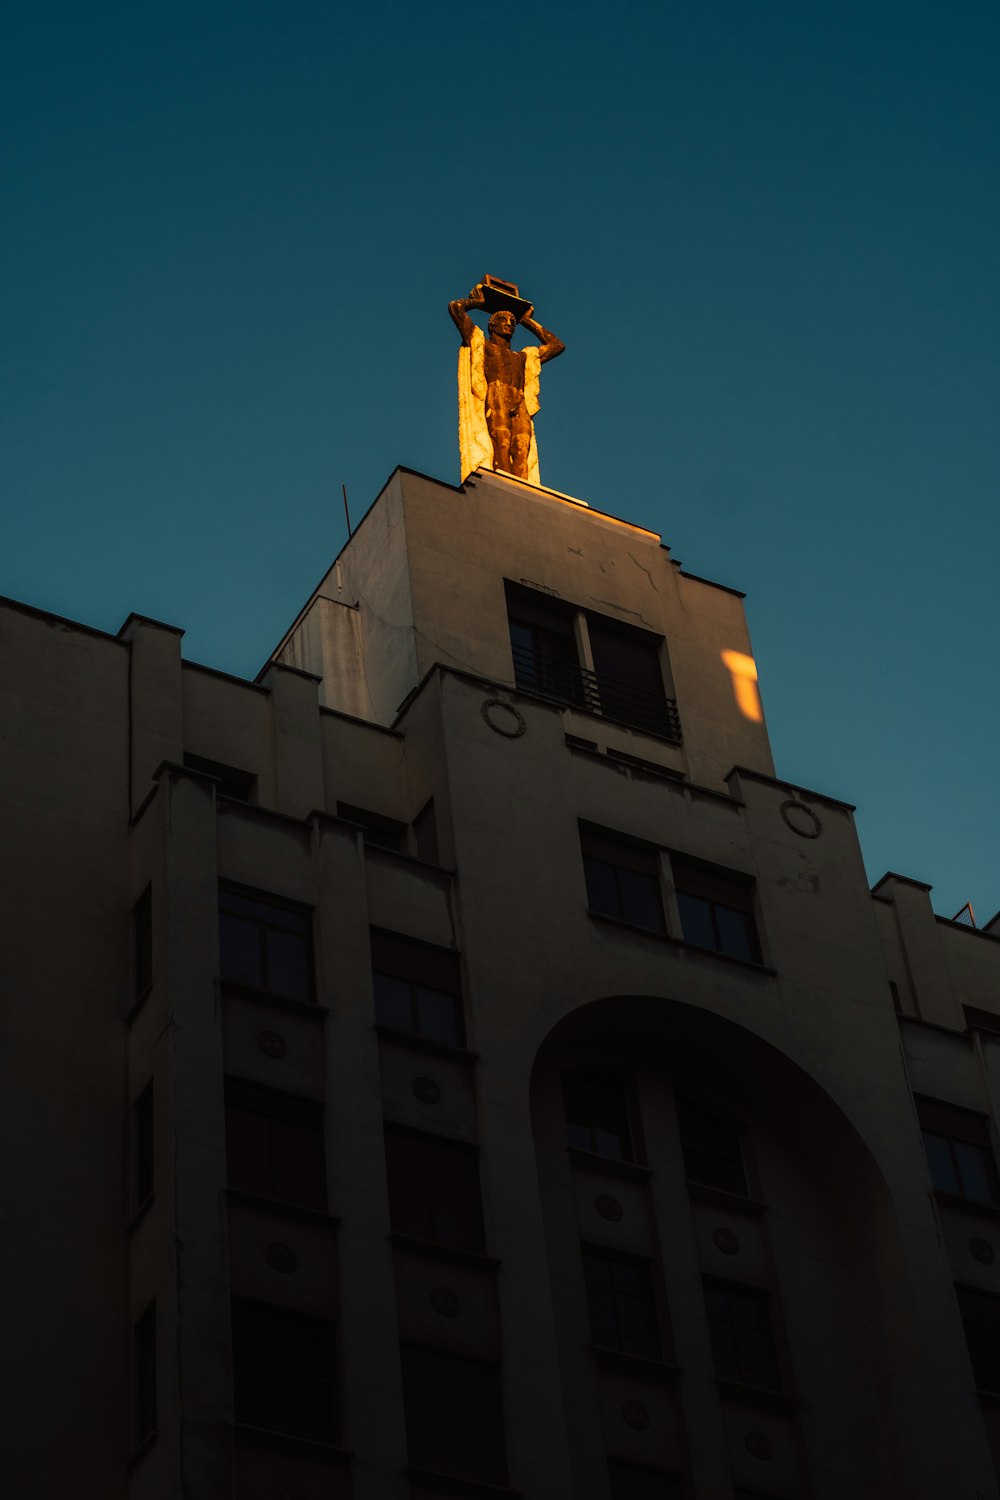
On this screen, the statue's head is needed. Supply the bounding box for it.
[488,309,517,341]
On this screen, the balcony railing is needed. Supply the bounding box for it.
[511,644,682,743]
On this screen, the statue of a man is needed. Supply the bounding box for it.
[449,283,565,485]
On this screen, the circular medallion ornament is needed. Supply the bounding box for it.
[412,1076,442,1105]
[265,1242,298,1274]
[481,698,527,738]
[780,799,822,839]
[712,1227,741,1255]
[429,1286,461,1318]
[744,1430,773,1461]
[970,1237,995,1265]
[595,1194,624,1222]
[257,1028,287,1059]
[620,1401,650,1430]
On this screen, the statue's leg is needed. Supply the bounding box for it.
[509,404,532,480]
[487,403,513,473]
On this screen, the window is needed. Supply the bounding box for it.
[400,1344,507,1485]
[133,886,152,1001]
[563,1073,634,1161]
[218,886,313,1002]
[132,1302,156,1449]
[703,1280,779,1390]
[232,1298,336,1441]
[672,858,760,962]
[580,826,665,933]
[183,752,256,802]
[337,801,407,852]
[957,1285,1000,1393]
[225,1078,327,1211]
[412,799,440,865]
[132,1081,154,1212]
[918,1099,1000,1207]
[506,585,583,706]
[676,1100,748,1196]
[371,929,464,1048]
[384,1128,485,1253]
[965,1005,1000,1037]
[587,617,676,740]
[582,1249,660,1359]
[608,1459,683,1498]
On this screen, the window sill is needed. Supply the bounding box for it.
[933,1190,1000,1222]
[233,1422,352,1459]
[587,912,777,976]
[389,1232,501,1270]
[127,1429,157,1470]
[567,1147,653,1183]
[715,1377,798,1413]
[127,1192,156,1233]
[221,983,328,1019]
[407,1466,522,1497]
[374,1024,479,1065]
[686,1181,769,1218]
[226,1188,341,1227]
[592,1346,681,1384]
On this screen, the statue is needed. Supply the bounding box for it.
[449,276,565,486]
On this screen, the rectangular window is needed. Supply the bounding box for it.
[132,1302,156,1449]
[400,1344,507,1485]
[918,1099,1000,1207]
[337,801,407,852]
[608,1459,683,1498]
[582,1249,660,1359]
[225,1078,327,1211]
[218,886,313,1002]
[676,1099,748,1196]
[506,585,583,706]
[580,826,665,934]
[133,886,152,1001]
[672,858,760,963]
[587,617,677,740]
[371,929,464,1048]
[563,1073,634,1161]
[703,1280,779,1390]
[957,1285,1000,1393]
[232,1298,336,1441]
[384,1127,485,1253]
[132,1081,154,1212]
[183,752,257,802]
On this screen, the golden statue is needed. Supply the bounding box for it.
[449,276,565,485]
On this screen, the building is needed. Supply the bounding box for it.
[4,461,1000,1500]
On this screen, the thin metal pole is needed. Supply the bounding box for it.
[342,483,352,538]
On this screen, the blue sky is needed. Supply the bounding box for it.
[4,2,998,919]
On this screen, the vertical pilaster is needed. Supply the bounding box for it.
[259,663,326,820]
[119,614,185,816]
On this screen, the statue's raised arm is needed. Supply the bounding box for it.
[520,311,565,365]
[448,285,487,346]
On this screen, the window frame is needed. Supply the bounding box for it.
[231,1296,337,1442]
[675,1097,750,1198]
[702,1277,781,1391]
[370,928,465,1049]
[224,1076,328,1212]
[563,1071,637,1163]
[581,1245,661,1361]
[383,1125,486,1254]
[399,1342,508,1486]
[670,854,762,964]
[580,824,666,935]
[917,1097,1000,1208]
[218,882,315,1003]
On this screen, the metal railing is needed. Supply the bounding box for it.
[511,644,682,743]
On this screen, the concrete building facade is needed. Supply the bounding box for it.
[3,464,1000,1499]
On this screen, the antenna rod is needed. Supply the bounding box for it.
[342,483,352,538]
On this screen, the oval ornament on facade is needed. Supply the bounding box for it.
[620,1400,650,1430]
[744,1430,773,1461]
[412,1075,442,1105]
[780,799,822,839]
[712,1227,740,1255]
[429,1285,461,1318]
[257,1028,287,1059]
[481,698,527,738]
[265,1242,298,1274]
[970,1237,995,1265]
[595,1194,623,1222]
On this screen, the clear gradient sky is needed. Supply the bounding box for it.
[4,2,998,919]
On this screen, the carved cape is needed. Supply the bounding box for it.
[458,325,541,485]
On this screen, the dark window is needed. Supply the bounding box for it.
[563,1073,634,1161]
[673,858,760,963]
[964,1005,1000,1037]
[133,886,152,1001]
[218,886,313,1002]
[371,929,463,1047]
[132,1082,154,1212]
[957,1285,1000,1393]
[580,826,665,933]
[506,585,583,706]
[232,1298,336,1441]
[676,1100,748,1196]
[703,1280,779,1390]
[225,1078,326,1211]
[337,801,407,852]
[582,1249,660,1359]
[918,1099,1000,1207]
[608,1459,683,1498]
[587,618,677,740]
[133,1302,156,1449]
[384,1128,484,1253]
[412,799,440,865]
[183,752,257,802]
[400,1344,507,1485]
